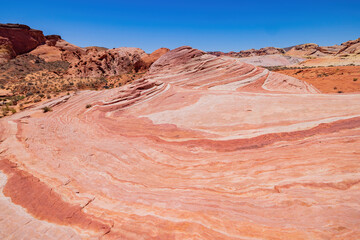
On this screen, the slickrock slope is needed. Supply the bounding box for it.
[337,38,360,55]
[289,38,360,58]
[297,38,360,67]
[1,46,360,239]
[147,46,317,93]
[285,43,329,57]
[235,54,304,67]
[285,43,346,58]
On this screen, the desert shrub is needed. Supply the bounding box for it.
[354,78,358,82]
[2,106,9,116]
[9,107,16,114]
[42,106,52,113]
[86,104,92,109]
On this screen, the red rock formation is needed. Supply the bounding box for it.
[134,47,169,72]
[148,46,316,93]
[285,43,323,57]
[0,36,16,64]
[337,37,360,55]
[30,38,86,63]
[237,47,285,57]
[66,47,147,78]
[285,38,360,58]
[0,23,45,56]
[209,47,285,58]
[45,34,62,46]
[2,46,360,239]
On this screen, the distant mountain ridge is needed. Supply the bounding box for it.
[208,38,360,58]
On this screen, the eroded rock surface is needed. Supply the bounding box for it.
[1,47,360,239]
[0,23,45,56]
[30,37,86,63]
[209,47,285,58]
[66,47,146,78]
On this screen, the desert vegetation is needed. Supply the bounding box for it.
[273,65,360,93]
[0,54,145,117]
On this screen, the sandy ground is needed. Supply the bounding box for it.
[275,66,360,93]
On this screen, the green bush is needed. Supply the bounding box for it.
[42,106,52,113]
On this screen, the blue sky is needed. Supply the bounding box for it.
[1,0,359,53]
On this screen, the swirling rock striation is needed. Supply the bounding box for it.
[1,47,360,239]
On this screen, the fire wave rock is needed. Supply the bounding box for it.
[1,47,360,239]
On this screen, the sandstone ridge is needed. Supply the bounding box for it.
[4,47,360,239]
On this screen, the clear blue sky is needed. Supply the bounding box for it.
[1,0,359,53]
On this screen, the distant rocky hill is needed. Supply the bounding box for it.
[208,38,360,59]
[208,47,285,58]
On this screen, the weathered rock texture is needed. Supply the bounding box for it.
[66,47,146,78]
[0,36,16,64]
[285,38,360,58]
[235,54,304,67]
[208,37,360,67]
[0,23,45,56]
[134,47,170,72]
[337,37,360,55]
[285,43,334,57]
[1,47,360,239]
[209,47,285,58]
[237,47,286,57]
[30,37,86,63]
[66,47,169,78]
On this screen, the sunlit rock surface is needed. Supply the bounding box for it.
[1,47,360,239]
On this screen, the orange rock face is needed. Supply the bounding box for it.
[66,47,147,78]
[134,48,170,72]
[30,37,86,63]
[1,47,360,239]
